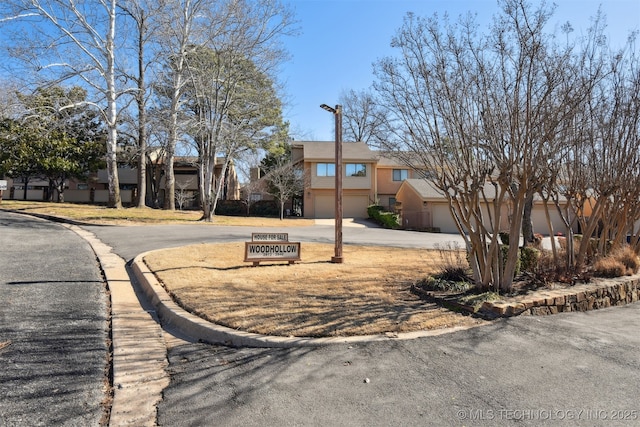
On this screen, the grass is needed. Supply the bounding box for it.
[145,242,485,337]
[2,200,485,337]
[0,200,314,227]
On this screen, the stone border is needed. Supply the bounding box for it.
[413,275,640,319]
[483,276,640,317]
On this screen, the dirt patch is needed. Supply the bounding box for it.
[144,242,486,337]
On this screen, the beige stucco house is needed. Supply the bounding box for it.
[396,178,573,234]
[291,141,420,219]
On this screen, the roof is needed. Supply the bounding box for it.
[292,141,379,162]
[401,179,502,200]
[401,179,446,199]
[401,179,568,203]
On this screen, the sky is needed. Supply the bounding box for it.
[280,0,640,141]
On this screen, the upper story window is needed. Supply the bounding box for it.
[346,163,366,177]
[316,163,335,177]
[393,169,409,181]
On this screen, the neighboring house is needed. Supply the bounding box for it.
[4,155,239,208]
[396,178,573,234]
[244,140,577,235]
[292,141,379,219]
[374,155,421,211]
[288,140,420,218]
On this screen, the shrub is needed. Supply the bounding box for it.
[593,258,626,278]
[417,276,472,293]
[611,245,640,274]
[214,200,245,216]
[435,266,470,283]
[367,204,400,229]
[520,247,540,272]
[367,204,384,217]
[249,200,279,217]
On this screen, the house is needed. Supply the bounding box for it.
[289,140,574,235]
[288,141,420,218]
[4,155,239,208]
[396,178,573,234]
[292,141,378,218]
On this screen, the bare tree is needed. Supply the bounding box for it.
[553,34,640,266]
[373,0,611,291]
[1,0,125,208]
[155,0,295,213]
[338,88,390,146]
[265,159,305,220]
[175,177,195,210]
[119,0,165,208]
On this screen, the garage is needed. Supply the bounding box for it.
[431,203,459,234]
[314,195,334,218]
[315,195,370,219]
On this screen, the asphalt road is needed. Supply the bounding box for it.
[157,305,640,426]
[0,211,108,426]
[83,221,467,262]
[85,220,640,427]
[3,214,639,426]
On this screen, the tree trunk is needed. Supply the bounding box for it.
[522,193,534,246]
[135,13,147,208]
[106,0,121,208]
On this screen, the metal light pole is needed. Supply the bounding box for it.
[320,103,343,263]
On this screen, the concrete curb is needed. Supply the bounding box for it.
[131,249,480,348]
[64,224,169,427]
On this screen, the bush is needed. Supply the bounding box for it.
[367,204,400,229]
[367,205,384,217]
[249,200,279,217]
[611,245,640,274]
[214,200,246,216]
[499,231,510,245]
[593,258,626,278]
[520,246,540,272]
[435,266,470,283]
[417,276,472,293]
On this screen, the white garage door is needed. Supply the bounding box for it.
[531,206,568,235]
[432,204,458,234]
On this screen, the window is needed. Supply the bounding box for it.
[316,163,335,177]
[346,163,366,177]
[389,197,397,209]
[393,169,409,181]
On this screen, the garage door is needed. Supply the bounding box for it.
[315,195,369,219]
[343,196,369,218]
[432,204,459,234]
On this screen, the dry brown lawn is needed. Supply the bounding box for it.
[144,242,486,337]
[1,200,314,227]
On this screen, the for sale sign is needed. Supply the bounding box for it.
[0,180,7,191]
[251,232,289,242]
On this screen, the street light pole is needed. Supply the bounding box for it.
[320,103,343,263]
